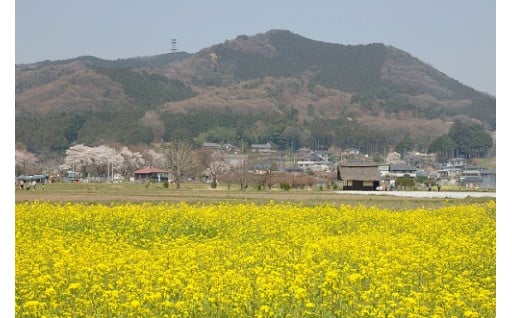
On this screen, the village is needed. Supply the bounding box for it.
[16,141,496,193]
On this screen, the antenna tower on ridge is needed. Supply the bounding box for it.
[171,38,177,53]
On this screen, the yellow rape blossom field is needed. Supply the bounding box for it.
[16,201,495,317]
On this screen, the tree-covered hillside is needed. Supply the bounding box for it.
[93,67,196,107]
[15,30,495,160]
[215,30,387,92]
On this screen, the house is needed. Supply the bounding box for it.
[133,167,169,183]
[251,143,273,153]
[284,166,304,175]
[386,152,402,164]
[295,147,312,158]
[296,152,333,172]
[459,176,483,189]
[438,166,462,179]
[447,157,466,169]
[378,165,390,177]
[201,142,221,150]
[459,166,496,189]
[403,152,436,167]
[225,154,249,169]
[480,170,496,189]
[343,148,360,155]
[62,171,80,183]
[388,164,417,177]
[337,163,381,190]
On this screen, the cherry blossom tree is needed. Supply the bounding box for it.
[89,145,124,180]
[61,144,94,177]
[143,149,167,169]
[15,149,39,176]
[206,151,230,188]
[61,144,145,181]
[119,146,145,177]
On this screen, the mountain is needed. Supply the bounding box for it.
[15,30,495,157]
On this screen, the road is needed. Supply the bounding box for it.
[335,190,496,199]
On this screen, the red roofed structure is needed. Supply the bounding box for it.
[133,167,169,183]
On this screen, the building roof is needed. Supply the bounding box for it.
[461,176,482,184]
[389,164,417,172]
[134,167,168,174]
[300,153,323,161]
[16,175,48,180]
[251,143,272,149]
[202,142,221,149]
[338,163,380,181]
[285,166,304,173]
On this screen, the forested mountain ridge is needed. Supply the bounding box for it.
[162,30,494,125]
[15,30,495,158]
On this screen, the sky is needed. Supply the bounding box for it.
[14,0,497,96]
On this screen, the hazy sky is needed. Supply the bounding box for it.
[14,0,496,96]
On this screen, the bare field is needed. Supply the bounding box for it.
[15,182,495,209]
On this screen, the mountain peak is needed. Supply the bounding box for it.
[220,32,278,58]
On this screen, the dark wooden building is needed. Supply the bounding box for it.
[337,163,381,190]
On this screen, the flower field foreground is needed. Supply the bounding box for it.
[16,201,495,317]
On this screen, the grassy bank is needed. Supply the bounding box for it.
[15,182,495,210]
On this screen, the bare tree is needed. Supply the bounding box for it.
[235,155,250,190]
[194,147,214,177]
[162,142,197,189]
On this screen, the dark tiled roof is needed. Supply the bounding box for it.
[389,164,416,171]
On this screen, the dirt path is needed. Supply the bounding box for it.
[14,188,495,210]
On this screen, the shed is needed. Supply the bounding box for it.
[337,163,380,190]
[133,167,169,183]
[31,174,49,183]
[460,176,482,189]
[16,174,48,183]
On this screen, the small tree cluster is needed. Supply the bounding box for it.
[428,118,493,161]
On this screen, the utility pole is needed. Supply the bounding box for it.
[171,38,177,53]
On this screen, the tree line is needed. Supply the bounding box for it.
[16,116,493,189]
[16,106,493,166]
